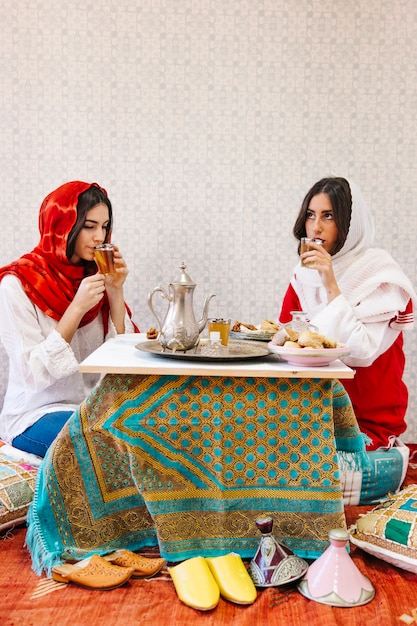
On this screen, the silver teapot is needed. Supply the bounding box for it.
[148,262,215,351]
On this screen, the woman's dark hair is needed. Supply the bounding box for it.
[293,177,352,256]
[66,185,113,265]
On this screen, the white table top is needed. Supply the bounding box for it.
[79,334,355,379]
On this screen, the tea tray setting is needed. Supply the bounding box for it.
[79,333,354,380]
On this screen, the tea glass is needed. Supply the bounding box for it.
[300,238,323,267]
[207,318,231,346]
[94,243,115,276]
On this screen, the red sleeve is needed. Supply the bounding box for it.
[278,283,301,323]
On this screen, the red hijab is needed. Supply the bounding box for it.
[0,181,128,331]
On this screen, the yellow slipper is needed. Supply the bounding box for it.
[103,549,166,578]
[168,556,220,611]
[51,554,135,591]
[206,553,257,605]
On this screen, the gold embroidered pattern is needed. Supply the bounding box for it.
[43,373,358,561]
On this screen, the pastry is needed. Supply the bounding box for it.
[297,330,338,349]
[285,327,300,342]
[260,319,279,333]
[284,340,302,349]
[297,331,327,349]
[146,327,158,340]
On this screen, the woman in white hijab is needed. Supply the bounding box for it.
[279,176,417,450]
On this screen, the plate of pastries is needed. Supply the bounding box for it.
[268,326,350,366]
[230,319,280,341]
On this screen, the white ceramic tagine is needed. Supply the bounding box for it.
[297,528,375,607]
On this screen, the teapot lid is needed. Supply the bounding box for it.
[171,262,196,286]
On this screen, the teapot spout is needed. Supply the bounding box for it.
[197,293,216,333]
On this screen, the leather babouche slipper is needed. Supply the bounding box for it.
[51,553,135,590]
[206,553,257,605]
[168,556,220,611]
[103,549,167,579]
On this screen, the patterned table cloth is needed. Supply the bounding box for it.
[27,373,367,575]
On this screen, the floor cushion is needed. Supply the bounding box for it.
[341,438,409,506]
[0,448,39,532]
[349,483,417,573]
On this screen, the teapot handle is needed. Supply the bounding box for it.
[147,285,171,335]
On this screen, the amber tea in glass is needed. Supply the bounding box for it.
[300,238,323,267]
[94,243,115,275]
[208,318,231,346]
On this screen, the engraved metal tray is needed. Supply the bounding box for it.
[136,339,270,361]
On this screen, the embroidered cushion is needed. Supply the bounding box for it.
[341,439,409,506]
[0,451,38,531]
[349,484,417,573]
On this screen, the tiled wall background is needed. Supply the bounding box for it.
[1,1,416,440]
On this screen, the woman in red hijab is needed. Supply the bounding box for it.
[0,181,138,457]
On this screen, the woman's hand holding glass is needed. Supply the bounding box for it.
[301,241,341,302]
[101,245,128,289]
[301,240,329,270]
[99,245,130,334]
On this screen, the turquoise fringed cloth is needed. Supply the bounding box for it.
[26,374,367,575]
[332,380,371,472]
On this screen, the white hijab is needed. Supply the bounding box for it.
[291,178,417,329]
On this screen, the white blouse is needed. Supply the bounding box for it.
[0,274,136,444]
